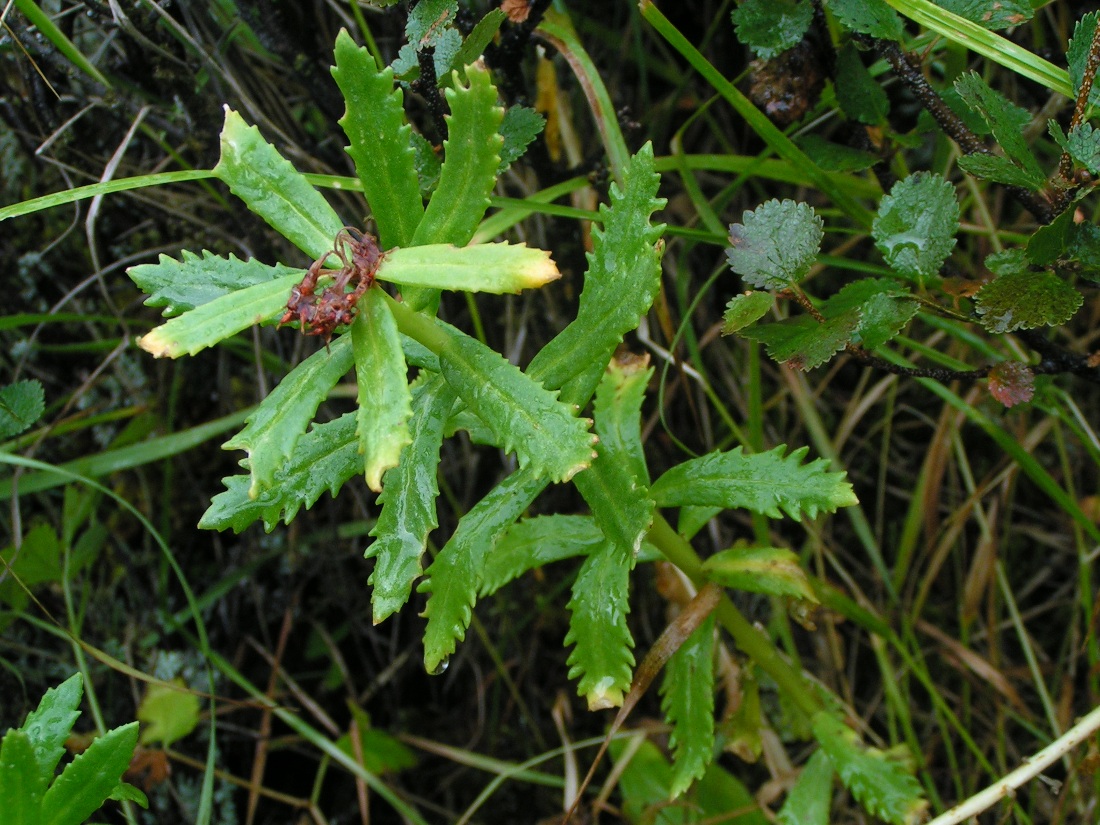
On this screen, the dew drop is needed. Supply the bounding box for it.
[427,657,449,676]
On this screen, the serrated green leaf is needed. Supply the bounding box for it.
[337,705,417,774]
[498,105,545,172]
[367,375,456,622]
[412,63,503,248]
[420,465,544,673]
[0,379,45,439]
[480,515,607,597]
[136,680,199,747]
[827,0,904,41]
[730,0,813,60]
[702,545,817,601]
[436,322,596,482]
[777,749,834,825]
[723,292,774,334]
[932,0,1031,29]
[812,712,928,825]
[1068,13,1100,108]
[593,357,652,484]
[954,72,1043,181]
[661,613,716,797]
[138,272,300,358]
[0,729,44,824]
[872,172,959,280]
[1068,222,1100,271]
[378,242,559,292]
[527,143,665,390]
[835,43,889,125]
[20,673,82,783]
[739,310,861,370]
[651,444,858,520]
[573,360,654,562]
[213,109,343,260]
[565,541,635,709]
[332,31,424,249]
[224,336,354,497]
[957,153,1046,189]
[41,721,138,825]
[352,289,412,492]
[199,413,362,533]
[127,251,298,318]
[726,199,823,290]
[975,265,1083,333]
[1049,121,1100,176]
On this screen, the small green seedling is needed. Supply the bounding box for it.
[0,673,147,824]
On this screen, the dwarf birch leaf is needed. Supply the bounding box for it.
[872,173,959,280]
[835,43,889,124]
[377,243,559,293]
[777,749,834,825]
[826,0,903,41]
[412,63,503,247]
[1026,203,1077,266]
[726,199,823,290]
[127,252,299,317]
[723,292,774,334]
[729,0,813,60]
[1048,121,1100,176]
[138,273,300,358]
[19,673,82,782]
[405,0,457,48]
[957,153,1046,189]
[851,293,918,350]
[813,712,928,825]
[702,545,817,602]
[933,0,1032,29]
[0,379,45,439]
[988,362,1035,408]
[200,413,362,532]
[0,729,45,822]
[367,374,455,622]
[565,541,635,709]
[224,336,354,497]
[213,109,343,261]
[420,466,544,673]
[661,614,716,798]
[954,72,1043,181]
[527,143,665,390]
[739,310,860,370]
[40,721,139,825]
[1068,13,1100,108]
[436,322,596,482]
[975,266,1082,333]
[651,444,858,520]
[332,30,424,249]
[353,289,412,492]
[498,105,544,172]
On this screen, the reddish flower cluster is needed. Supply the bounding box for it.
[280,227,385,345]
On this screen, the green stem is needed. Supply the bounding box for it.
[646,514,822,718]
